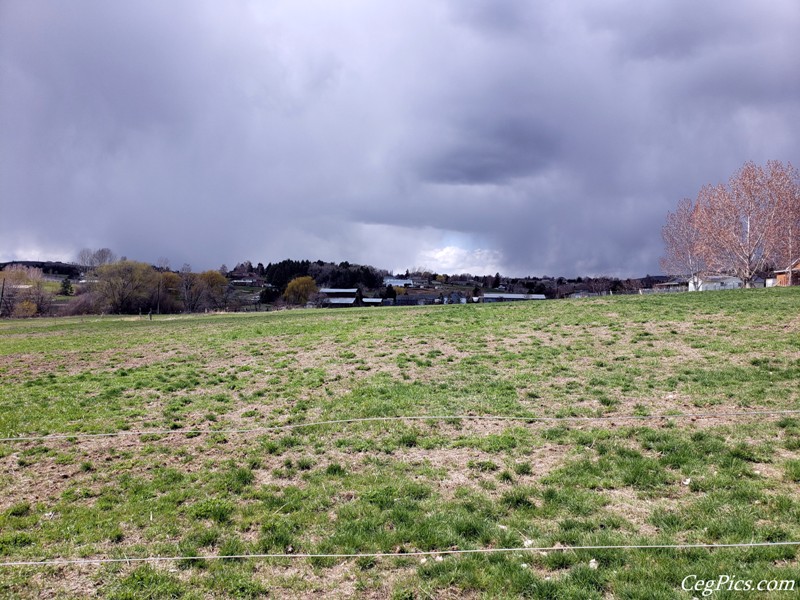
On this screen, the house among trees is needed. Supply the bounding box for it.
[774,259,800,286]
[688,275,743,292]
[230,277,264,286]
[383,277,413,288]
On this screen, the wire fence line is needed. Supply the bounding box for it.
[1,408,799,444]
[1,541,798,568]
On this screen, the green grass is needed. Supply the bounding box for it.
[1,288,799,597]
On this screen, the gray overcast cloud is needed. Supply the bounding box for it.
[2,0,798,276]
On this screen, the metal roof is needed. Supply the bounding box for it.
[320,288,358,294]
[326,297,357,304]
[483,293,546,300]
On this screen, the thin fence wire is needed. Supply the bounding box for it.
[1,541,798,568]
[1,408,799,443]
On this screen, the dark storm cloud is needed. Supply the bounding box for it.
[2,0,798,277]
[419,116,558,184]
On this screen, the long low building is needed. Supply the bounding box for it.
[481,293,546,302]
[688,276,743,292]
[319,288,358,296]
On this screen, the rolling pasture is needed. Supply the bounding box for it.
[1,290,799,598]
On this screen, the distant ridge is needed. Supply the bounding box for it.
[0,261,81,278]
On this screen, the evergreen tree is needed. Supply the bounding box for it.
[59,277,73,296]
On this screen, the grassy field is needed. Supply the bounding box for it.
[1,289,799,598]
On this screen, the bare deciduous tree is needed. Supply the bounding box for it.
[0,266,53,317]
[179,264,204,312]
[77,247,118,271]
[662,161,800,287]
[768,161,800,272]
[698,162,783,284]
[660,197,705,287]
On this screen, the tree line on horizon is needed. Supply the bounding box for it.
[18,184,795,322]
[0,254,394,317]
[661,160,800,286]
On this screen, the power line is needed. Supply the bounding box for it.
[1,540,798,568]
[1,409,799,443]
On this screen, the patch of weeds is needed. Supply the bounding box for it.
[513,461,532,476]
[785,460,800,482]
[189,498,235,523]
[0,532,32,554]
[218,465,255,494]
[326,463,346,476]
[468,460,498,473]
[498,470,514,483]
[397,430,419,448]
[106,564,186,599]
[6,502,31,517]
[219,536,247,561]
[259,518,299,552]
[501,487,536,510]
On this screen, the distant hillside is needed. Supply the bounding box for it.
[0,261,81,278]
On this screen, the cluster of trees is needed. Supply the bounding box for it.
[253,259,387,304]
[75,263,234,315]
[661,161,800,285]
[0,266,53,317]
[256,259,385,302]
[76,247,117,269]
[60,249,240,315]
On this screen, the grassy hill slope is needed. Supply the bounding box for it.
[1,289,799,598]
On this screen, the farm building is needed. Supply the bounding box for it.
[383,277,413,288]
[774,259,800,286]
[652,279,688,293]
[482,293,546,302]
[688,276,743,292]
[394,294,440,306]
[319,288,359,308]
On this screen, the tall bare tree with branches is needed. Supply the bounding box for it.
[767,161,800,274]
[662,161,800,287]
[697,162,784,285]
[660,197,705,288]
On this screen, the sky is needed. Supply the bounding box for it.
[2,1,799,277]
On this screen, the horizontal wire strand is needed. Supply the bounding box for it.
[1,408,799,443]
[1,541,798,568]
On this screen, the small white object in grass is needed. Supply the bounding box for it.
[589,558,599,570]
[435,555,443,563]
[420,558,427,564]
[520,563,528,569]
[682,478,692,486]
[538,551,548,557]
[498,525,508,531]
[523,539,533,548]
